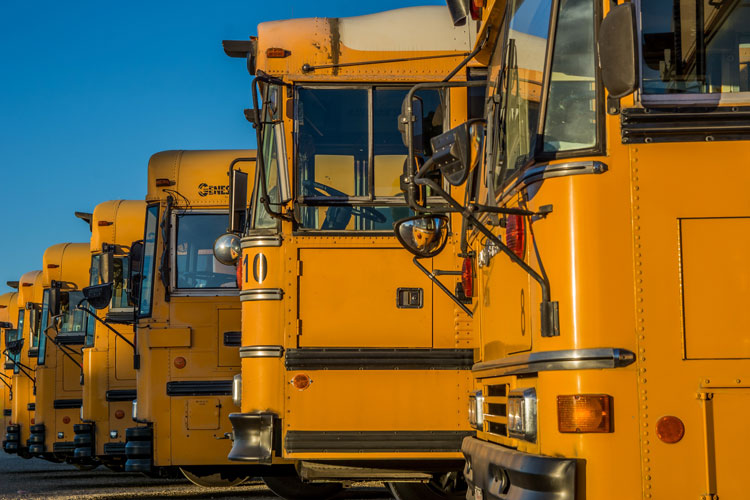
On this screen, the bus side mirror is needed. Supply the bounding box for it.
[399,97,424,155]
[430,121,484,186]
[394,215,450,258]
[229,168,249,233]
[244,108,259,126]
[49,286,61,317]
[446,0,469,26]
[598,2,639,98]
[128,240,144,307]
[100,245,114,284]
[82,283,113,311]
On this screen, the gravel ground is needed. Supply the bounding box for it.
[0,453,393,500]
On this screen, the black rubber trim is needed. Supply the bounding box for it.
[3,409,10,416]
[166,380,232,396]
[105,389,137,402]
[223,331,242,347]
[103,442,127,455]
[285,348,474,370]
[56,334,86,346]
[27,403,35,411]
[53,399,83,409]
[28,348,39,358]
[53,441,77,453]
[285,430,474,453]
[621,106,750,144]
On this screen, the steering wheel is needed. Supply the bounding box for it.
[302,180,387,227]
[179,271,218,288]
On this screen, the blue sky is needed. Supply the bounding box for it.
[0,0,443,294]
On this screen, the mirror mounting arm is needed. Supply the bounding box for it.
[3,350,35,384]
[415,174,559,337]
[411,257,473,318]
[76,305,135,350]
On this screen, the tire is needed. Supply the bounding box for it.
[180,467,248,487]
[262,474,343,500]
[388,472,467,500]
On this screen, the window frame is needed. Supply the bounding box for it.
[37,289,49,365]
[169,209,240,297]
[636,0,750,106]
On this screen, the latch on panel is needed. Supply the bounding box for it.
[397,288,423,309]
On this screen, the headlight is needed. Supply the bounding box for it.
[508,388,537,442]
[131,399,138,421]
[468,390,484,430]
[232,374,242,407]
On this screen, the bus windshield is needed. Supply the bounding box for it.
[174,213,237,289]
[641,0,750,95]
[296,86,440,230]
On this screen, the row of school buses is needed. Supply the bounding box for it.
[3,0,749,498]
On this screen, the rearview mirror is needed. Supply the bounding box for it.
[213,233,241,266]
[49,285,61,317]
[128,240,144,306]
[598,2,638,98]
[229,168,249,233]
[83,283,113,311]
[398,97,424,154]
[244,108,259,126]
[430,121,483,186]
[100,245,114,284]
[394,215,450,258]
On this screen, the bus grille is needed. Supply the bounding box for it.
[483,383,509,438]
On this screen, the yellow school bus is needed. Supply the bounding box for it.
[392,0,750,498]
[221,6,482,499]
[0,292,18,442]
[125,150,255,486]
[31,243,91,464]
[74,200,145,470]
[3,271,43,458]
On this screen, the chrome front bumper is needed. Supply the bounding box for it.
[462,437,577,499]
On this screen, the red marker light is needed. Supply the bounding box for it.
[174,357,186,369]
[62,416,70,424]
[236,257,243,288]
[155,178,174,187]
[506,215,526,259]
[462,257,473,298]
[470,0,484,20]
[115,410,125,420]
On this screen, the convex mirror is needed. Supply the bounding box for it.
[394,215,450,258]
[214,233,241,266]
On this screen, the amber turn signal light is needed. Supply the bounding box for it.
[656,415,684,443]
[291,373,311,390]
[557,394,612,433]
